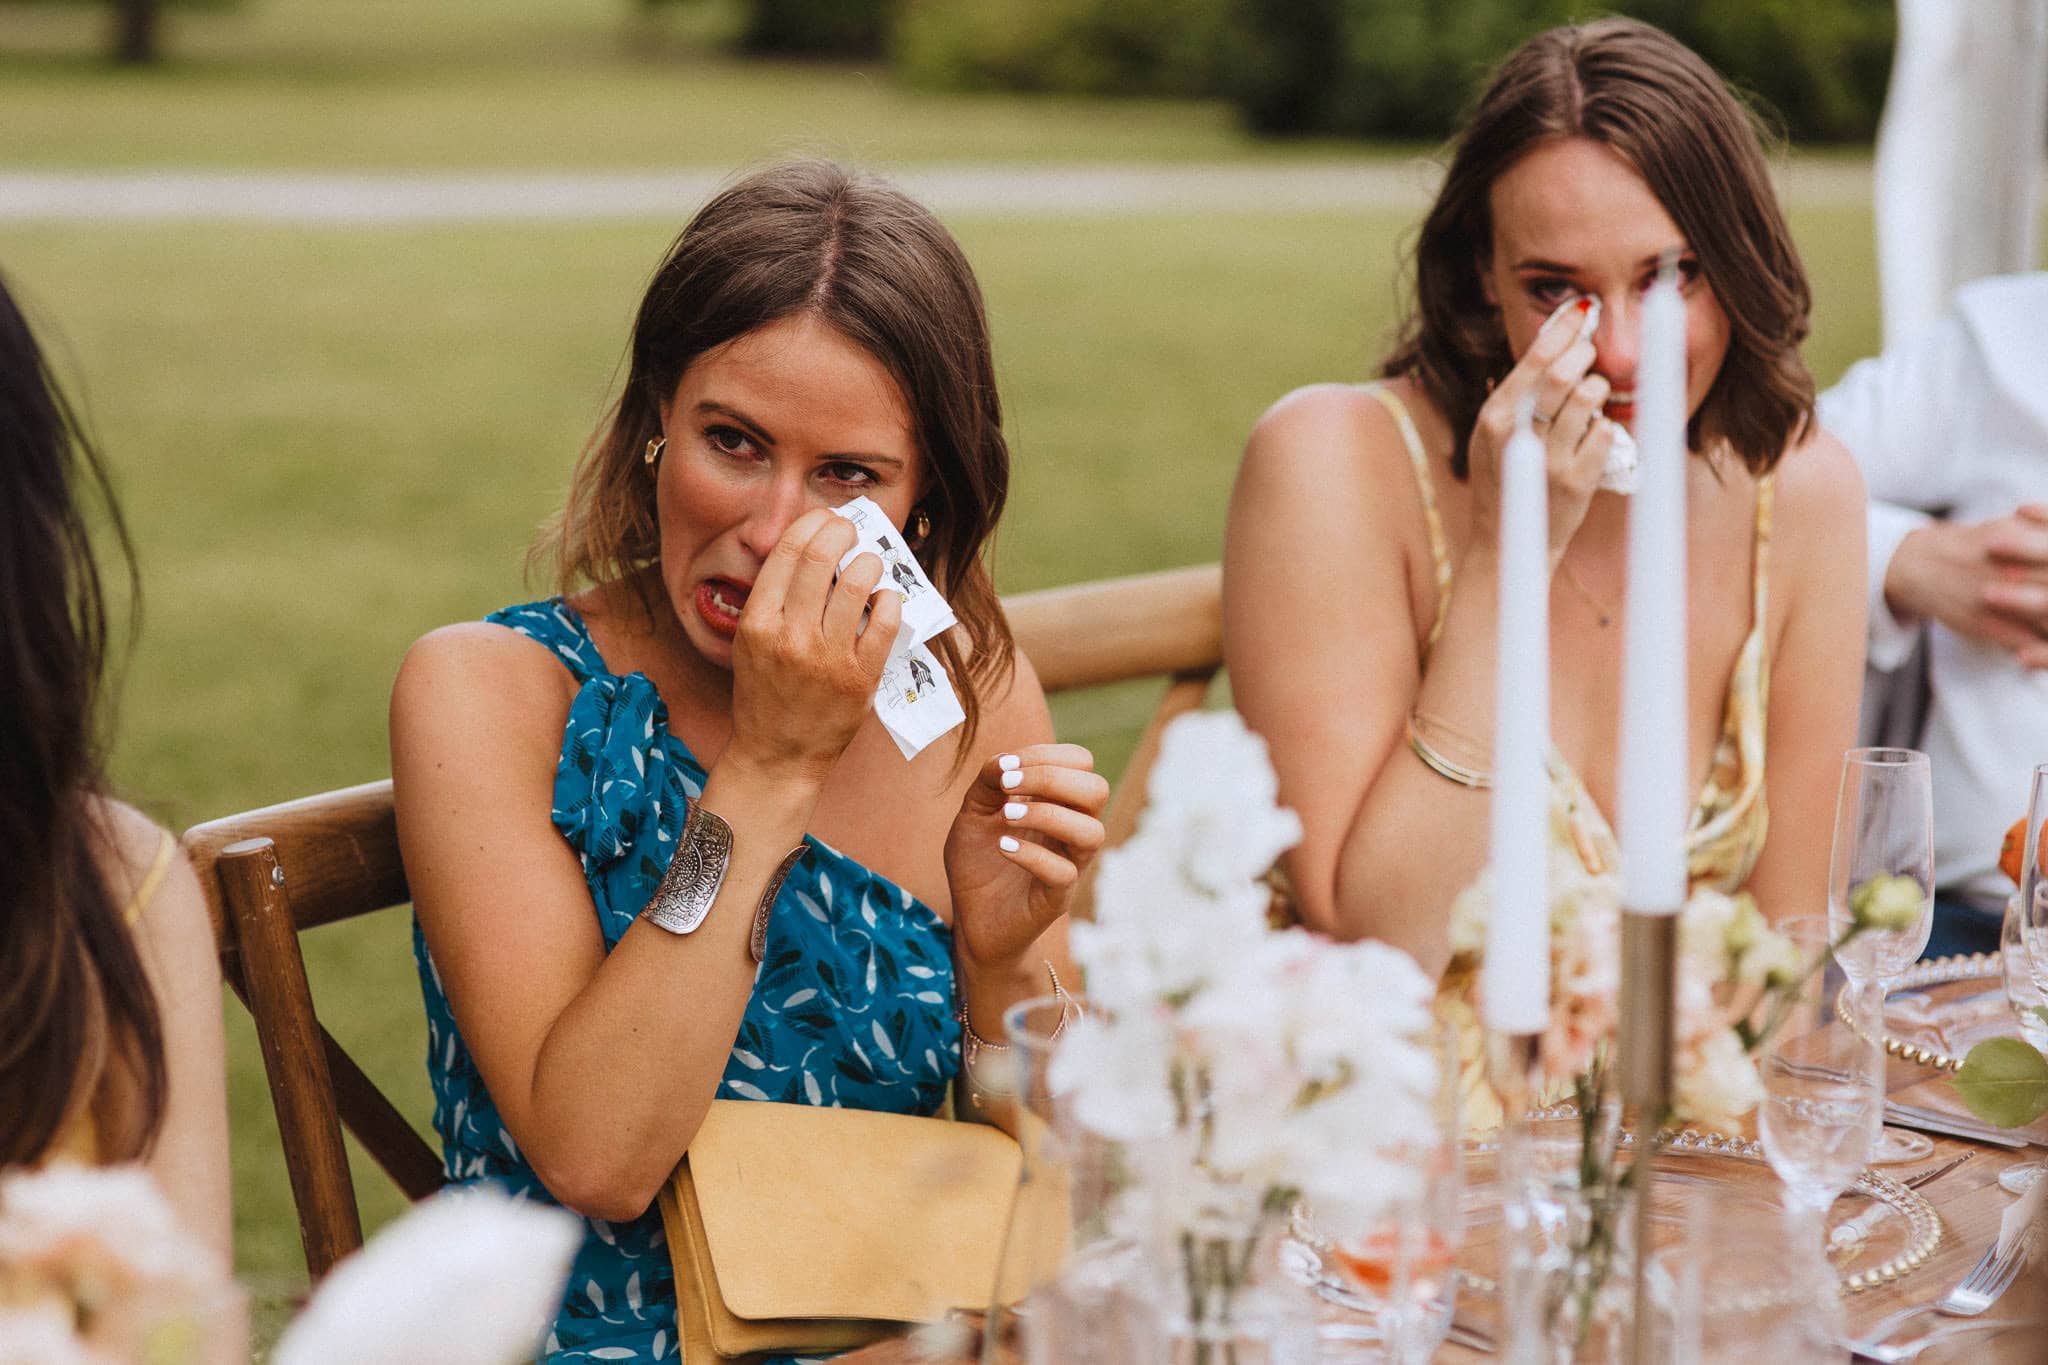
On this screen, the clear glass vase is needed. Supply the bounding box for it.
[986,994,1159,1365]
[1158,1197,1315,1365]
[1499,1109,1641,1364]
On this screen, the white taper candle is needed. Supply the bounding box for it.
[1482,394,1552,1034]
[1618,252,1690,913]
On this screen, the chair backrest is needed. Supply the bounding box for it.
[1002,563,1222,912]
[182,781,442,1281]
[182,562,1220,1280]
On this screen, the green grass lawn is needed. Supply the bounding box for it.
[0,0,1389,169]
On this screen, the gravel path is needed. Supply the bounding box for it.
[0,158,1894,225]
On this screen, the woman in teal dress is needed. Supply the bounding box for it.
[391,162,1105,1363]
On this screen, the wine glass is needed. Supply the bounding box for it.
[1647,1187,1843,1362]
[987,993,1160,1365]
[1309,1021,1462,1364]
[1827,746,1936,1164]
[2004,763,2048,1196]
[1759,916,1885,1240]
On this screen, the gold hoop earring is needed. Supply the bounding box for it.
[643,436,665,466]
[912,508,931,540]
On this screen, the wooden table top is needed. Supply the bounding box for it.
[840,977,2046,1363]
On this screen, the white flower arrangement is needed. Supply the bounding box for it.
[1051,711,1441,1244]
[0,1164,580,1365]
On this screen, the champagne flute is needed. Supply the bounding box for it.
[1759,916,1884,1236]
[1826,747,1936,1164]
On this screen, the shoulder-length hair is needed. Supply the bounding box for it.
[537,160,1014,744]
[1385,17,1815,480]
[0,275,165,1165]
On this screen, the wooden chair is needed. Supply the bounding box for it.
[181,561,1221,1281]
[183,781,444,1281]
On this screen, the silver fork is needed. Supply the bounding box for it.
[1855,1234,2032,1347]
[1850,1315,2042,1364]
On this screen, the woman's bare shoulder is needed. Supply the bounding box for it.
[1762,423,1867,615]
[1771,422,1865,521]
[89,799,209,959]
[1248,381,1393,457]
[389,620,587,796]
[92,799,181,904]
[1241,377,1441,501]
[393,620,578,720]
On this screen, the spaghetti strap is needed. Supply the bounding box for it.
[1751,474,1775,631]
[121,828,177,928]
[1362,382,1453,654]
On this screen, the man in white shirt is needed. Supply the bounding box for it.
[1818,273,2048,955]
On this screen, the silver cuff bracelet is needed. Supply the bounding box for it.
[640,799,807,956]
[641,800,735,936]
[750,844,808,962]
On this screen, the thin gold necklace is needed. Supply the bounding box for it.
[1557,560,1617,628]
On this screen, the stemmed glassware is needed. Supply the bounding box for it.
[1827,747,1937,1164]
[1758,915,1885,1238]
[2003,763,2048,1195]
[1311,1022,1463,1364]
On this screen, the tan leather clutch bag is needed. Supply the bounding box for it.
[657,1099,1067,1365]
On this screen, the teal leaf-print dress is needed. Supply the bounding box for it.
[414,598,961,1364]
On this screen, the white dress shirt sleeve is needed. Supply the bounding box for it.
[1818,313,1978,671]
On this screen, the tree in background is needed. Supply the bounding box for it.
[112,0,158,63]
[886,0,1897,145]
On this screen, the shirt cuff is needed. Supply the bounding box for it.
[1867,502,1933,672]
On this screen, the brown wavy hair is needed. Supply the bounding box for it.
[1384,17,1815,480]
[536,160,1014,744]
[0,275,165,1165]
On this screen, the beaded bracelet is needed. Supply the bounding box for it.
[958,962,1074,1105]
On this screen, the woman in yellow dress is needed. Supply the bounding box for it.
[1224,20,1866,1030]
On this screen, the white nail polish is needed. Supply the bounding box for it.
[1004,802,1028,820]
[999,835,1020,853]
[1001,770,1022,789]
[998,753,1022,772]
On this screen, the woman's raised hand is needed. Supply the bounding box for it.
[725,508,901,783]
[1468,295,1617,566]
[944,744,1108,970]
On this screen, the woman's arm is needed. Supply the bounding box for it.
[1228,306,1609,973]
[1226,383,1458,963]
[1745,431,1869,923]
[394,512,901,1223]
[100,801,232,1263]
[941,652,1091,1039]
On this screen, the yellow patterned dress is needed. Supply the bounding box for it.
[1363,384,1775,1129]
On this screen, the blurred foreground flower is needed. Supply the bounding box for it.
[0,1162,237,1364]
[271,1186,580,1365]
[1054,709,1440,1360]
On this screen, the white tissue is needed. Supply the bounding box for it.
[1599,422,1640,495]
[831,497,965,760]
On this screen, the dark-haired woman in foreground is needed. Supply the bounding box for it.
[391,162,1104,1362]
[0,274,231,1257]
[1226,20,1865,988]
